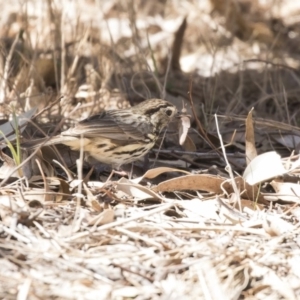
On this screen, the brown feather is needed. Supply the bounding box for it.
[23,98,177,167]
[62,110,151,141]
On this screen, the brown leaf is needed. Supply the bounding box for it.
[245,107,257,165]
[153,174,226,194]
[132,167,190,184]
[153,174,263,202]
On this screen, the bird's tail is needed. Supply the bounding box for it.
[21,135,79,149]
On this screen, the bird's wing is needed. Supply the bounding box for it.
[62,110,152,141]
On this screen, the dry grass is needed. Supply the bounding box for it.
[0,0,300,299]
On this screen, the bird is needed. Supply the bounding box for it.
[26,98,177,168]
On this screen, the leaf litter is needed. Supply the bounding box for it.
[1,0,300,299]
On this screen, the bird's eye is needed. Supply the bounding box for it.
[165,109,173,116]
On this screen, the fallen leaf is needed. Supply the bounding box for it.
[153,174,225,193]
[245,107,257,165]
[243,151,286,185]
[270,181,300,202]
[132,167,190,184]
[117,178,162,201]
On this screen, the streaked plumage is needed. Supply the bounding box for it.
[30,99,177,167]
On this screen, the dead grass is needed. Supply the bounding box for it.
[0,0,300,299]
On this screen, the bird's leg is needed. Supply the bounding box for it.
[85,156,126,181]
[87,155,132,182]
[105,166,129,182]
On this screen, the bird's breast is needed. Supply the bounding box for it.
[74,137,155,166]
